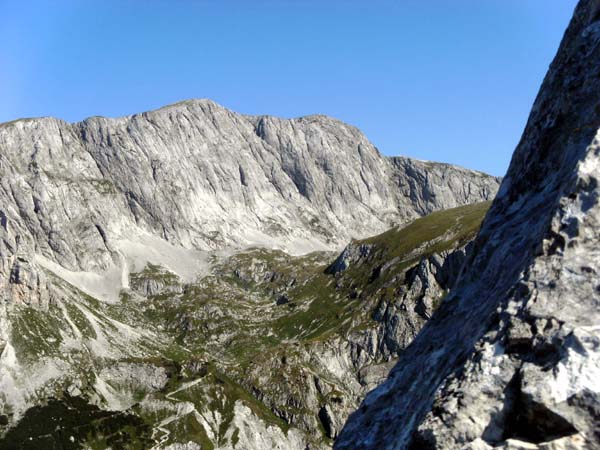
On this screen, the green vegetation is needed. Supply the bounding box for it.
[161,413,214,450]
[270,202,491,342]
[10,306,65,360]
[364,201,490,259]
[0,396,153,450]
[89,179,117,195]
[171,364,289,435]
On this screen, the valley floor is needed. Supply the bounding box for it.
[0,202,490,449]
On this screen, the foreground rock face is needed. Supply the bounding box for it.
[336,1,600,449]
[0,93,499,447]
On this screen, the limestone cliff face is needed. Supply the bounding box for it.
[336,1,600,449]
[0,101,499,307]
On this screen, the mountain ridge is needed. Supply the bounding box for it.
[0,98,504,178]
[0,98,499,309]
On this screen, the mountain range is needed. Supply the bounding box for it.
[0,94,498,450]
[1,0,599,449]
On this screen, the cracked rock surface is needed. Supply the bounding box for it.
[335,1,600,449]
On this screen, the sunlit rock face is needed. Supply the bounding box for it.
[0,100,498,307]
[335,1,600,449]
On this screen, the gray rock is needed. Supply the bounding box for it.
[326,243,375,274]
[129,264,183,297]
[335,1,600,449]
[372,247,468,357]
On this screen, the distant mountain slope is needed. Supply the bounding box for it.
[0,100,499,308]
[0,99,499,449]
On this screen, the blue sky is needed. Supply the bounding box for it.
[1,1,577,176]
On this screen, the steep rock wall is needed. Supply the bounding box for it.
[336,1,600,449]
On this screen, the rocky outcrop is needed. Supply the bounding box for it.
[371,246,471,357]
[336,1,600,449]
[129,264,183,297]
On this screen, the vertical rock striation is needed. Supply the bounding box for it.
[0,101,498,307]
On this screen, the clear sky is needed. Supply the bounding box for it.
[1,0,578,176]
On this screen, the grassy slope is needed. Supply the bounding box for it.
[0,202,491,449]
